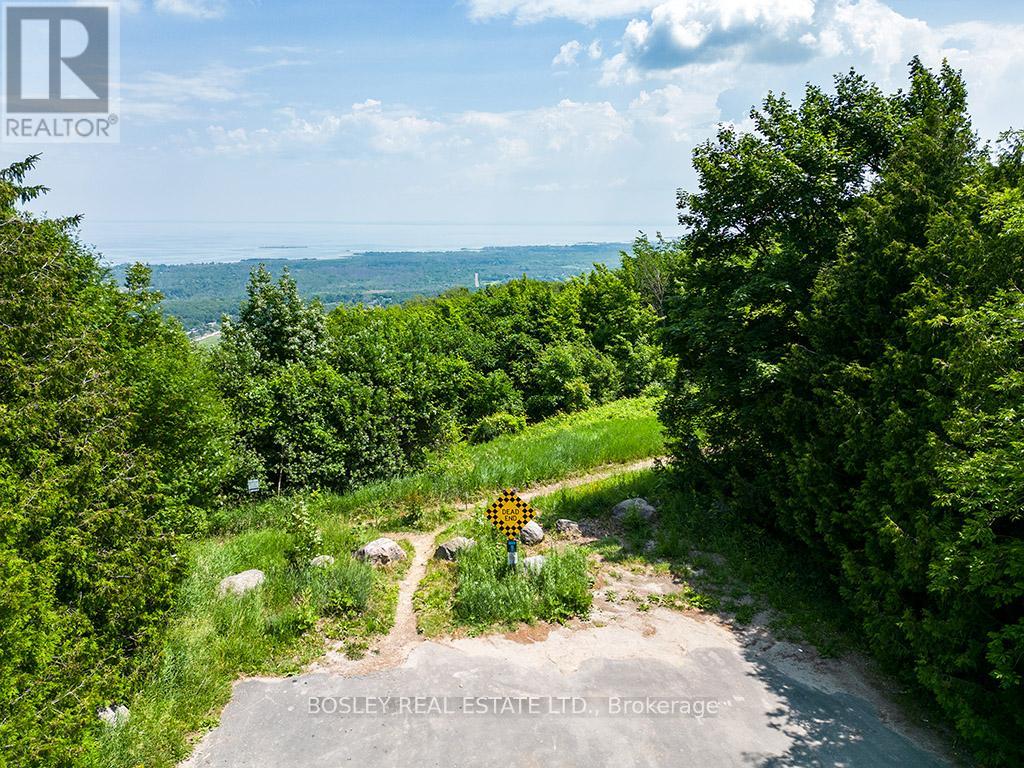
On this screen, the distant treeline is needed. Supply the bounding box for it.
[109,244,631,332]
[663,60,1023,763]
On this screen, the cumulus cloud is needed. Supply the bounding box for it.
[600,0,828,82]
[552,40,582,66]
[553,39,604,67]
[596,0,1024,109]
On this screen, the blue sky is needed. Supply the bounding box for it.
[16,0,1024,232]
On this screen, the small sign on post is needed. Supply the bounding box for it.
[246,478,260,494]
[484,489,537,567]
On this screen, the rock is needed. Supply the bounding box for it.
[643,539,657,554]
[98,705,130,727]
[519,520,544,545]
[611,497,657,523]
[217,569,265,597]
[434,536,476,561]
[554,519,580,535]
[689,549,726,567]
[354,537,406,566]
[522,555,546,574]
[309,554,335,568]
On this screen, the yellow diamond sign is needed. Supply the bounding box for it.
[485,489,536,540]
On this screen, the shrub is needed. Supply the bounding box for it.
[469,412,526,444]
[284,499,322,566]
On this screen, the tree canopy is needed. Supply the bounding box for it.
[663,60,1023,763]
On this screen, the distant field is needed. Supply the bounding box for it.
[110,243,630,332]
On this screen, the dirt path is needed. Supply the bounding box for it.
[314,456,662,676]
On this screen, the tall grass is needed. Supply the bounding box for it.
[416,515,592,634]
[216,397,664,534]
[456,539,592,628]
[76,520,400,768]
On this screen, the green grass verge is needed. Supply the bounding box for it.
[215,396,664,535]
[75,513,405,768]
[415,514,592,636]
[530,468,854,654]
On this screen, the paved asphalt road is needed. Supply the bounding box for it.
[184,610,948,768]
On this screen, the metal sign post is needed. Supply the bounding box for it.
[485,489,537,569]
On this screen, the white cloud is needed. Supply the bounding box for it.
[595,0,1024,124]
[197,83,724,167]
[246,44,310,55]
[122,59,306,122]
[629,83,721,141]
[552,40,582,67]
[588,40,603,59]
[154,0,227,20]
[606,0,821,79]
[467,0,659,24]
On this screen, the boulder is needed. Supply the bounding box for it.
[611,497,657,523]
[519,520,544,545]
[555,519,581,536]
[217,569,265,597]
[522,555,546,574]
[98,705,130,727]
[354,537,406,566]
[309,554,335,568]
[689,549,726,568]
[434,536,476,561]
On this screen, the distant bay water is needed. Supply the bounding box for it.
[85,221,683,333]
[81,221,682,266]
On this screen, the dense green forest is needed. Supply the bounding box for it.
[109,244,630,333]
[662,60,1023,762]
[2,58,1023,767]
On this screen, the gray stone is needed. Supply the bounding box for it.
[522,555,546,574]
[643,540,657,554]
[98,705,130,727]
[689,549,726,568]
[217,569,265,597]
[354,537,406,566]
[555,519,581,535]
[519,520,544,545]
[309,554,335,568]
[611,497,657,523]
[434,536,476,561]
